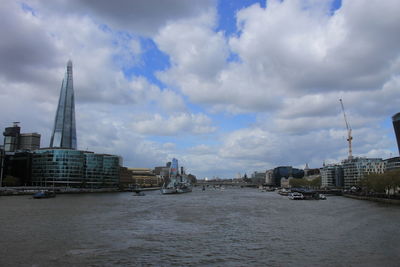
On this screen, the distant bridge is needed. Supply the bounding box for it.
[196,181,258,187]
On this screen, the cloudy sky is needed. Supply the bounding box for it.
[1,0,400,178]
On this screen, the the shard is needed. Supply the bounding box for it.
[50,60,77,149]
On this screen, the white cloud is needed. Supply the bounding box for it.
[1,0,400,179]
[131,113,216,136]
[155,0,400,113]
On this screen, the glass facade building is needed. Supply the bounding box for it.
[272,166,304,186]
[31,149,120,188]
[392,112,400,155]
[102,155,120,187]
[3,123,21,152]
[50,60,77,149]
[32,149,84,187]
[84,152,104,187]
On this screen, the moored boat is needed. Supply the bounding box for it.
[288,192,304,200]
[33,190,56,199]
[133,189,145,196]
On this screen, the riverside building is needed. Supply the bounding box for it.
[321,164,343,188]
[385,156,400,171]
[3,122,40,152]
[31,148,120,188]
[342,157,385,188]
[1,123,40,186]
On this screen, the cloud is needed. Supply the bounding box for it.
[29,0,216,36]
[1,0,399,179]
[155,0,400,114]
[0,1,60,85]
[131,113,216,136]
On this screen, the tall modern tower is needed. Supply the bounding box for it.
[50,60,77,149]
[392,112,400,155]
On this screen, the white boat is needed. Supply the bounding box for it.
[288,192,304,200]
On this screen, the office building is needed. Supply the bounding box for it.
[3,122,40,152]
[385,157,400,171]
[342,157,385,188]
[50,60,77,149]
[31,148,120,188]
[3,122,20,152]
[19,133,41,151]
[1,123,40,186]
[2,151,33,186]
[392,112,400,155]
[251,171,266,185]
[272,166,304,186]
[321,164,343,188]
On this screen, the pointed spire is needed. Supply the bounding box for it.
[50,60,77,149]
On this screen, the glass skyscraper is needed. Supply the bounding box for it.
[50,60,77,149]
[392,112,400,155]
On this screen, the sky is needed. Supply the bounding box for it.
[1,0,400,179]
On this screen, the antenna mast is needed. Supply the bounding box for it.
[339,99,353,160]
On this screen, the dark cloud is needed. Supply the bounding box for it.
[34,0,216,36]
[0,1,60,84]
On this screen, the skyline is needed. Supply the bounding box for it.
[1,0,400,178]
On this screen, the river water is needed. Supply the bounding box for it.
[1,187,399,266]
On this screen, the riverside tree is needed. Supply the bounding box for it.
[359,169,400,195]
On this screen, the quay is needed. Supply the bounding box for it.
[343,193,400,205]
[0,186,161,196]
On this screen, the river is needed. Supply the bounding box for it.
[1,187,399,266]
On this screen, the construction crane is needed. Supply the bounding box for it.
[339,99,353,160]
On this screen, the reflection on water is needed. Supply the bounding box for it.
[1,187,399,266]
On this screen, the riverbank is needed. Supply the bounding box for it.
[343,193,400,205]
[0,187,161,196]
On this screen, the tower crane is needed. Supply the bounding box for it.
[339,99,353,160]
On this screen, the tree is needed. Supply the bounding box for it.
[359,170,400,195]
[289,177,321,189]
[310,177,321,189]
[289,178,308,188]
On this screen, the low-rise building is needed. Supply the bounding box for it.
[119,167,134,189]
[128,168,160,187]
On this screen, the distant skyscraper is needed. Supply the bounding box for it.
[50,60,77,149]
[392,112,400,155]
